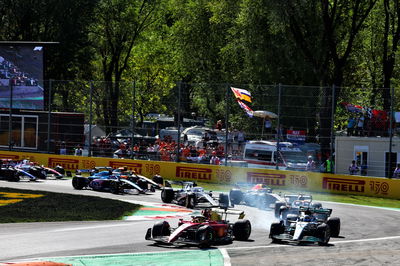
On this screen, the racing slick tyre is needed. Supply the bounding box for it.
[110,181,121,194]
[197,225,215,248]
[316,224,331,246]
[152,175,164,185]
[161,187,174,203]
[29,167,46,179]
[9,172,20,182]
[54,165,65,176]
[229,189,243,205]
[274,201,286,218]
[152,221,171,238]
[327,217,341,237]
[310,202,322,209]
[137,179,148,190]
[269,222,285,243]
[185,194,196,209]
[233,219,252,241]
[219,193,230,207]
[72,176,87,190]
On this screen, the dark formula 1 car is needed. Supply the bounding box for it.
[161,181,218,208]
[145,207,252,248]
[229,183,281,209]
[274,194,322,219]
[72,167,147,194]
[0,159,37,182]
[111,167,163,191]
[269,206,341,245]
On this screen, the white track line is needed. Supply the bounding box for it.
[220,248,231,266]
[225,235,400,251]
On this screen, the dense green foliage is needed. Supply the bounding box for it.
[1,0,400,142]
[0,187,141,223]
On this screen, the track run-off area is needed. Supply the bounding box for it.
[1,179,400,265]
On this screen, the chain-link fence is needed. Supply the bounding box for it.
[1,80,398,178]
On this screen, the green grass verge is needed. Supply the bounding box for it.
[0,187,141,223]
[193,182,400,209]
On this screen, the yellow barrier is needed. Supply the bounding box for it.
[1,150,399,199]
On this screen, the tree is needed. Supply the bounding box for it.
[278,0,377,156]
[90,0,160,134]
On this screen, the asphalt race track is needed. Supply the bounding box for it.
[1,179,400,265]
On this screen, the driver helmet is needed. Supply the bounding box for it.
[308,156,313,160]
[303,215,312,222]
[201,209,211,219]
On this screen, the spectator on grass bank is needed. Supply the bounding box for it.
[347,117,356,136]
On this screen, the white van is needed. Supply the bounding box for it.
[243,140,308,170]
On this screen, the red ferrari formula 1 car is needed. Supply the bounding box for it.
[145,207,251,248]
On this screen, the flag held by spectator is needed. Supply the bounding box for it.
[231,87,252,102]
[237,99,253,117]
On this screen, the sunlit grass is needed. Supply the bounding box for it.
[0,187,141,223]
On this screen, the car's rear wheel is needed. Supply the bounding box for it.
[72,176,87,189]
[274,201,286,218]
[219,193,230,207]
[161,188,174,203]
[229,189,243,205]
[152,175,163,185]
[233,219,251,241]
[137,179,148,190]
[110,181,121,194]
[185,194,196,209]
[9,172,20,182]
[327,217,340,237]
[152,221,170,238]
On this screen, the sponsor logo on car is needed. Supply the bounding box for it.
[246,172,286,186]
[176,166,212,180]
[109,161,143,174]
[322,177,365,193]
[0,154,19,160]
[48,158,79,169]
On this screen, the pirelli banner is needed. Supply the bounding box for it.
[1,150,399,199]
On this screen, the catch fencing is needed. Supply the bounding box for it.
[0,80,398,178]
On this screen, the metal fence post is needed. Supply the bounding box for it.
[276,83,282,170]
[88,81,93,157]
[8,81,13,151]
[131,81,136,159]
[176,81,182,162]
[225,84,229,166]
[389,87,394,178]
[47,80,52,153]
[330,85,336,160]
